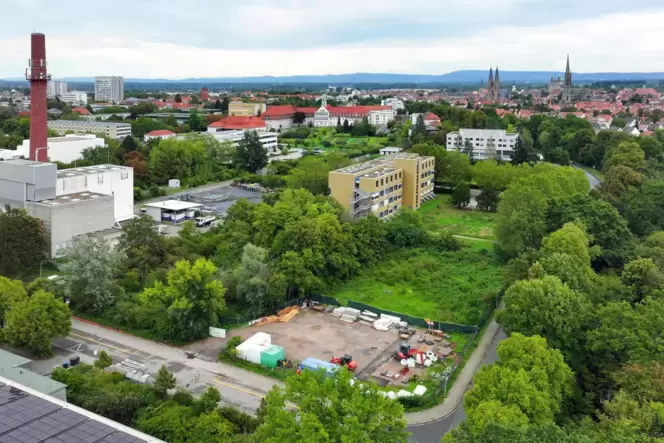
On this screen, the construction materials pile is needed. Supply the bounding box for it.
[334,307,360,323]
[252,306,300,327]
[373,314,404,331]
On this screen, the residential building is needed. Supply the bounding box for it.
[145,129,177,142]
[446,128,519,161]
[382,97,405,111]
[328,153,435,219]
[59,90,88,106]
[47,80,67,98]
[207,116,267,132]
[48,120,131,139]
[229,101,267,116]
[94,76,124,103]
[15,134,105,163]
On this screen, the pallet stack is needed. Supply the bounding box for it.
[340,308,361,323]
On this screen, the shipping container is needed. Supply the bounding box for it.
[260,345,285,368]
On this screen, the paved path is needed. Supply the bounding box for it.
[452,235,496,243]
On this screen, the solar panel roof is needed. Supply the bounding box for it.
[0,380,162,443]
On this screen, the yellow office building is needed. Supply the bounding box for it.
[228,101,267,116]
[328,153,435,219]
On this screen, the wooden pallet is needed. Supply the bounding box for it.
[279,307,300,323]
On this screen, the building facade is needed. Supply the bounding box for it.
[48,120,131,139]
[208,130,279,155]
[328,153,435,219]
[16,134,105,163]
[94,76,125,103]
[229,101,267,116]
[446,128,518,161]
[47,80,67,98]
[59,91,88,106]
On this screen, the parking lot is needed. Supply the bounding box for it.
[184,185,263,214]
[207,310,401,373]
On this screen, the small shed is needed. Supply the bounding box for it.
[143,200,202,223]
[260,345,285,368]
[236,332,271,365]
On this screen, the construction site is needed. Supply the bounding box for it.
[209,303,464,399]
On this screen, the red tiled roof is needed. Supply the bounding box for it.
[327,105,392,117]
[146,130,175,137]
[72,107,91,115]
[262,105,317,119]
[208,116,266,130]
[424,112,440,121]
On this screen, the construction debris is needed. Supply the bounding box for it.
[252,306,300,327]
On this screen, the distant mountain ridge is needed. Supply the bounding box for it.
[3,71,664,84]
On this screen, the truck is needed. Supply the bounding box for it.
[195,215,216,227]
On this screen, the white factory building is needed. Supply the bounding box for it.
[0,160,134,256]
[446,129,519,161]
[5,134,105,163]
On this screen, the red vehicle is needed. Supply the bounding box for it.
[394,343,419,361]
[330,354,358,371]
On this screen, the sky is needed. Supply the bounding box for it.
[2,0,664,79]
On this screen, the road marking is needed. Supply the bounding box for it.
[70,332,138,355]
[212,376,264,398]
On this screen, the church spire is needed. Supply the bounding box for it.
[494,66,500,100]
[563,55,573,103]
[488,67,494,101]
[564,54,572,86]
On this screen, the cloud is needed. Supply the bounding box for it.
[1,1,664,77]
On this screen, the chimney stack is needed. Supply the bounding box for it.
[26,33,50,162]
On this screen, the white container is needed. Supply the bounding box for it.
[168,179,181,188]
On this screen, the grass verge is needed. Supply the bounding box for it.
[420,195,499,240]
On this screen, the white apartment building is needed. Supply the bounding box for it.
[94,76,125,103]
[381,97,405,111]
[59,91,88,106]
[47,80,68,98]
[48,120,132,139]
[446,129,519,161]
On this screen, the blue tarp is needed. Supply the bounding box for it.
[300,357,339,375]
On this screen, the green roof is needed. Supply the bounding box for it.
[0,367,66,395]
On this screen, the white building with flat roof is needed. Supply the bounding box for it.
[95,76,125,103]
[209,130,279,155]
[59,91,88,106]
[143,200,202,223]
[446,129,519,161]
[15,134,104,164]
[48,120,131,139]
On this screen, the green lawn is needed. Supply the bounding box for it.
[327,248,504,326]
[420,195,499,241]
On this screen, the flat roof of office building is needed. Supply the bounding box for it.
[332,152,429,175]
[57,164,132,178]
[0,350,31,370]
[36,192,110,207]
[0,375,163,442]
[144,200,203,211]
[48,120,130,127]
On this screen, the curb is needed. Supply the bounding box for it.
[405,320,502,426]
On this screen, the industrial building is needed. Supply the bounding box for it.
[0,374,163,442]
[11,134,105,163]
[446,128,519,161]
[48,120,132,139]
[94,75,125,103]
[142,200,202,223]
[328,152,435,219]
[0,161,134,256]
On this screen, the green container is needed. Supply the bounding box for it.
[260,345,285,368]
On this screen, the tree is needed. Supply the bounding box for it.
[4,290,71,356]
[462,138,475,161]
[464,334,573,425]
[599,165,644,203]
[293,111,306,125]
[285,157,330,195]
[452,181,471,208]
[604,141,647,172]
[620,258,664,304]
[352,215,388,266]
[0,206,48,278]
[0,276,28,326]
[94,350,113,369]
[138,258,226,341]
[438,151,472,187]
[499,276,589,358]
[511,132,538,165]
[187,111,206,132]
[58,235,125,313]
[385,209,429,248]
[476,189,500,212]
[235,130,268,173]
[412,113,427,139]
[120,135,139,153]
[224,244,272,316]
[443,423,594,443]
[174,94,182,103]
[154,364,176,396]
[117,215,167,281]
[149,136,208,183]
[624,180,664,236]
[342,119,350,133]
[254,368,408,443]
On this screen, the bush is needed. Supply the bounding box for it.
[226,336,243,351]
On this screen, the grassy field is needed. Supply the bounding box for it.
[420,195,499,241]
[327,248,504,326]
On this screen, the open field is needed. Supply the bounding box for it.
[420,195,499,240]
[327,248,504,326]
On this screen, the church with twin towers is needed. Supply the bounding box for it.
[487,67,501,101]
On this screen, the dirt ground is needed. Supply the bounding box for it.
[187,310,401,372]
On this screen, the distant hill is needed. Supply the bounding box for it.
[4,71,664,85]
